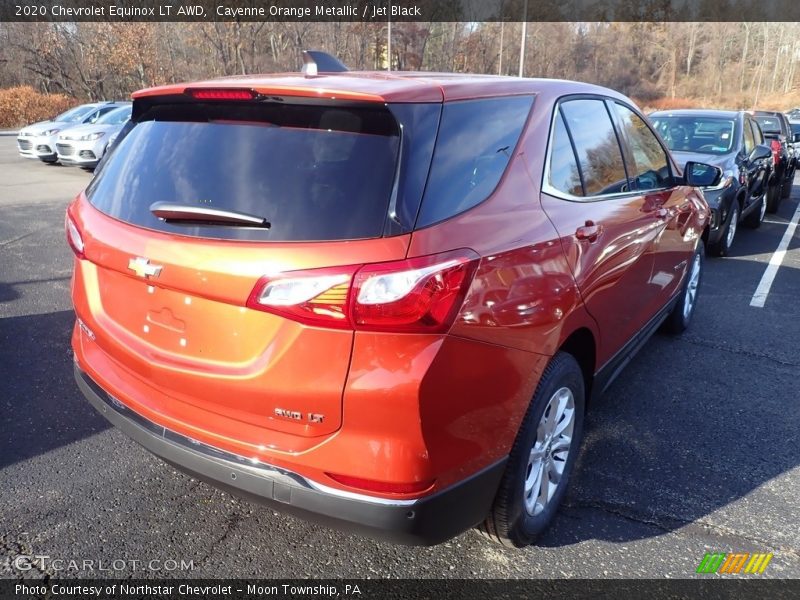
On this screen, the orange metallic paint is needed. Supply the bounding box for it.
[71,73,709,505]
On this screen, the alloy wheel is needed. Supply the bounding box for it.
[683,252,701,319]
[524,387,575,516]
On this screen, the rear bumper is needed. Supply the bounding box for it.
[74,363,506,545]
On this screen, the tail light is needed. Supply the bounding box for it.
[770,139,782,166]
[65,210,85,259]
[247,249,480,334]
[246,266,359,330]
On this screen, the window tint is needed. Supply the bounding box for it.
[743,117,755,153]
[613,104,671,190]
[560,99,628,196]
[548,111,583,196]
[754,115,782,135]
[416,96,533,227]
[87,102,401,242]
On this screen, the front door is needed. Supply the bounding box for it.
[540,97,662,365]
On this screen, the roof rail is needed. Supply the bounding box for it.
[301,50,349,77]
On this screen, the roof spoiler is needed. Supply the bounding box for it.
[302,50,349,77]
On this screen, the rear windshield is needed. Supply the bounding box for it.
[651,116,736,155]
[87,101,401,242]
[754,115,783,135]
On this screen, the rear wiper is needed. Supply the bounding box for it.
[149,202,270,228]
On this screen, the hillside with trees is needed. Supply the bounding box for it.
[1,22,798,125]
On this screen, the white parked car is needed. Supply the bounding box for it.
[56,104,131,169]
[17,102,128,163]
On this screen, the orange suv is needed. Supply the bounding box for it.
[69,53,718,547]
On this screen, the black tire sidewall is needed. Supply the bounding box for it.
[506,354,585,545]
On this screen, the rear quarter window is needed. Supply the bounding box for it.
[415,95,533,228]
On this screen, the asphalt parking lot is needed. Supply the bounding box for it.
[1,134,799,579]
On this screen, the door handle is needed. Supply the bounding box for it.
[575,221,602,242]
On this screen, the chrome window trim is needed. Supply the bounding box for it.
[541,95,672,203]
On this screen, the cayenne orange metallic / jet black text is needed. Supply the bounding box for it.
[69,51,720,547]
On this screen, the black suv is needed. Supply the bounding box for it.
[752,111,797,211]
[651,109,772,256]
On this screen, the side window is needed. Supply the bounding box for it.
[612,103,672,190]
[560,99,628,196]
[547,110,583,196]
[743,118,755,154]
[416,95,533,227]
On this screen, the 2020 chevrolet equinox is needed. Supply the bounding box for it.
[69,52,719,547]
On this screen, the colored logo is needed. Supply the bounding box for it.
[696,552,773,575]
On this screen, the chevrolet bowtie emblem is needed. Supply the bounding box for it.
[128,257,163,279]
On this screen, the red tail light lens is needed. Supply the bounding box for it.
[246,250,480,333]
[352,250,480,333]
[770,139,782,166]
[247,266,359,329]
[65,211,85,259]
[186,88,256,101]
[325,472,435,495]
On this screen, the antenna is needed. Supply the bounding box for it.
[301,51,349,77]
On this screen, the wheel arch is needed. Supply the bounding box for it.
[557,327,596,408]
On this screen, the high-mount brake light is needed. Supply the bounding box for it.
[65,211,85,259]
[187,88,256,101]
[246,250,480,334]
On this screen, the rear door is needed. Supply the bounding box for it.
[540,97,661,363]
[74,97,416,443]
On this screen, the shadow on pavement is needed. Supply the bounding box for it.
[0,309,109,469]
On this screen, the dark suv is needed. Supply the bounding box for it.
[753,111,797,211]
[651,110,773,256]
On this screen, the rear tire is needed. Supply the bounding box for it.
[781,169,794,199]
[478,352,585,548]
[766,179,782,213]
[743,195,767,229]
[663,242,704,334]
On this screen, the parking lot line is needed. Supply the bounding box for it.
[750,201,800,308]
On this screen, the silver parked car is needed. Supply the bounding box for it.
[56,104,131,169]
[17,102,128,163]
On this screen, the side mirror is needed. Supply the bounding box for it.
[750,144,773,162]
[684,161,722,188]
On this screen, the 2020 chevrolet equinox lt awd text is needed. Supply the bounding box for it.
[68,53,718,547]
